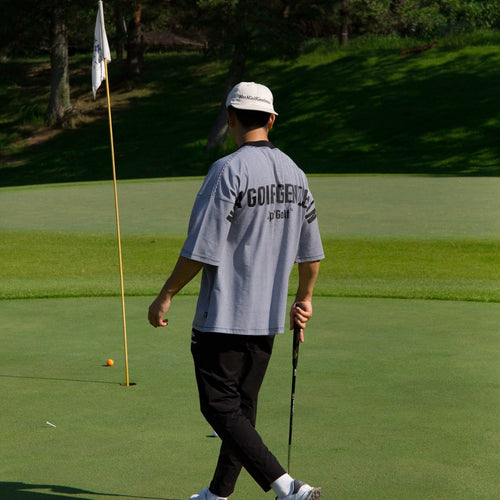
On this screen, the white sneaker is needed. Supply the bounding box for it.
[189,487,227,500]
[277,479,322,500]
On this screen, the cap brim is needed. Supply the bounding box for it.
[229,103,278,115]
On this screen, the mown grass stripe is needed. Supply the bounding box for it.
[2,231,498,302]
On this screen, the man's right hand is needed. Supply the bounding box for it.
[148,295,170,328]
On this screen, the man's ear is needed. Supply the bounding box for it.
[267,114,276,131]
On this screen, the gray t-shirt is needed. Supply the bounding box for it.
[181,141,324,335]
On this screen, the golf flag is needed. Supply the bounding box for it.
[92,0,111,99]
[91,1,131,387]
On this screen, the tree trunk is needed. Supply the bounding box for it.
[114,7,127,61]
[340,0,349,46]
[127,4,145,76]
[205,42,246,151]
[45,0,70,127]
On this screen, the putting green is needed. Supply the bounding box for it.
[0,296,499,499]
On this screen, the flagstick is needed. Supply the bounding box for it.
[103,58,130,387]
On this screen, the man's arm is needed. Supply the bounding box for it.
[289,260,320,341]
[148,256,204,328]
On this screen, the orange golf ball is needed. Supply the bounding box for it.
[106,359,114,366]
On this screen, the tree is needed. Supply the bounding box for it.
[198,0,340,150]
[0,0,50,58]
[202,0,252,151]
[339,0,350,45]
[126,2,145,76]
[3,0,499,136]
[45,0,71,127]
[112,0,129,60]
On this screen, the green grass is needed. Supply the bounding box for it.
[1,231,498,302]
[1,32,500,499]
[0,177,498,499]
[1,296,499,499]
[1,31,500,187]
[1,176,499,302]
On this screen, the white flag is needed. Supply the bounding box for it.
[92,0,111,100]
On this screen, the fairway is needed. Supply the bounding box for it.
[1,176,499,499]
[1,176,499,238]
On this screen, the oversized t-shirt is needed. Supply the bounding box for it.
[180,141,325,335]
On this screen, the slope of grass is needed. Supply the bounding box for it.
[1,31,500,187]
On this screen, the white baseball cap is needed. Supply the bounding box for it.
[226,82,278,115]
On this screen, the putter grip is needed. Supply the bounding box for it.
[292,303,303,369]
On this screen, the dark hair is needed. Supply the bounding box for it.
[227,106,271,129]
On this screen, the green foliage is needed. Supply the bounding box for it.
[2,0,500,59]
[0,0,50,56]
[18,103,46,125]
[392,0,500,37]
[343,0,500,39]
[194,0,324,59]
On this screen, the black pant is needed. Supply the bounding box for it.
[191,330,285,497]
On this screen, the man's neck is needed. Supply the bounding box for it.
[234,127,269,147]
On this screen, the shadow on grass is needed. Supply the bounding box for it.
[262,49,500,177]
[0,374,118,385]
[0,482,180,500]
[2,44,500,188]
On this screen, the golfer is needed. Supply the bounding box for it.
[148,82,324,500]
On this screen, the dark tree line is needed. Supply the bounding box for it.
[1,0,499,144]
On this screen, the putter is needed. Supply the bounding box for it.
[287,302,303,473]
